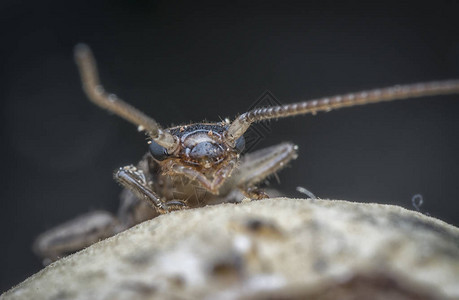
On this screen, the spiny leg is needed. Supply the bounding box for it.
[115,165,188,214]
[116,189,158,229]
[234,142,298,198]
[33,211,118,264]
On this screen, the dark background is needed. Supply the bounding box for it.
[1,0,459,292]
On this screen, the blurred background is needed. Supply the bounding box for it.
[1,0,459,292]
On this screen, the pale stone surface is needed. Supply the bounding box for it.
[2,198,459,299]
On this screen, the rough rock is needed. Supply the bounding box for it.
[2,198,459,300]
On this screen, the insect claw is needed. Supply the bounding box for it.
[164,200,189,211]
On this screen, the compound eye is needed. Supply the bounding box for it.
[148,140,169,161]
[234,135,245,153]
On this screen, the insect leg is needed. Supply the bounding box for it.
[240,186,269,199]
[115,165,188,214]
[33,211,118,264]
[234,142,298,196]
[116,189,158,228]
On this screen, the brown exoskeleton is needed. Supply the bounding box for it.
[33,44,459,263]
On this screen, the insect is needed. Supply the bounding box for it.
[33,44,459,263]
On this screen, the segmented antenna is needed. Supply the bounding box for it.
[74,44,178,153]
[227,80,459,143]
